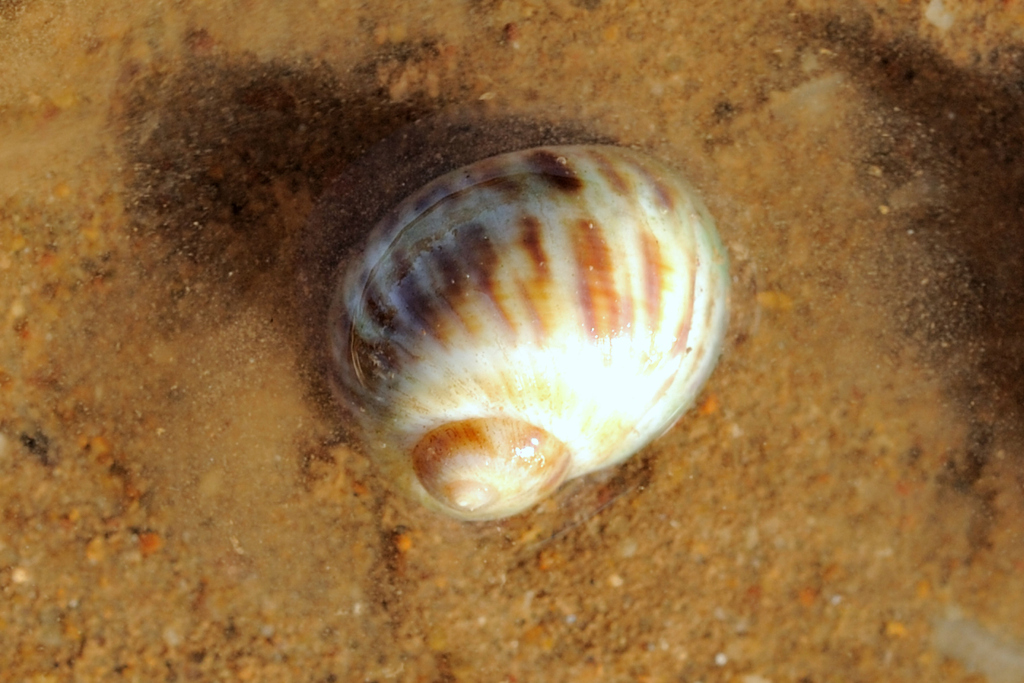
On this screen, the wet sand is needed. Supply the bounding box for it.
[2,0,1024,680]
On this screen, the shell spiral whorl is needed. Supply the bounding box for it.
[330,145,729,521]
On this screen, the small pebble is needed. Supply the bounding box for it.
[163,626,182,647]
[139,531,164,557]
[885,621,908,638]
[394,532,412,553]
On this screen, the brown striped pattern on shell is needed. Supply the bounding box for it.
[329,145,729,520]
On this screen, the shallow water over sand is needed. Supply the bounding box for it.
[2,1,1024,680]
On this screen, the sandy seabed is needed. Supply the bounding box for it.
[2,0,1024,681]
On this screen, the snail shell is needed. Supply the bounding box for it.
[329,145,729,521]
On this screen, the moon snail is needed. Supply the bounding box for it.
[328,145,729,521]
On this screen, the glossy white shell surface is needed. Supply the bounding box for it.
[330,145,729,520]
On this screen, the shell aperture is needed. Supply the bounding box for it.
[329,145,729,521]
